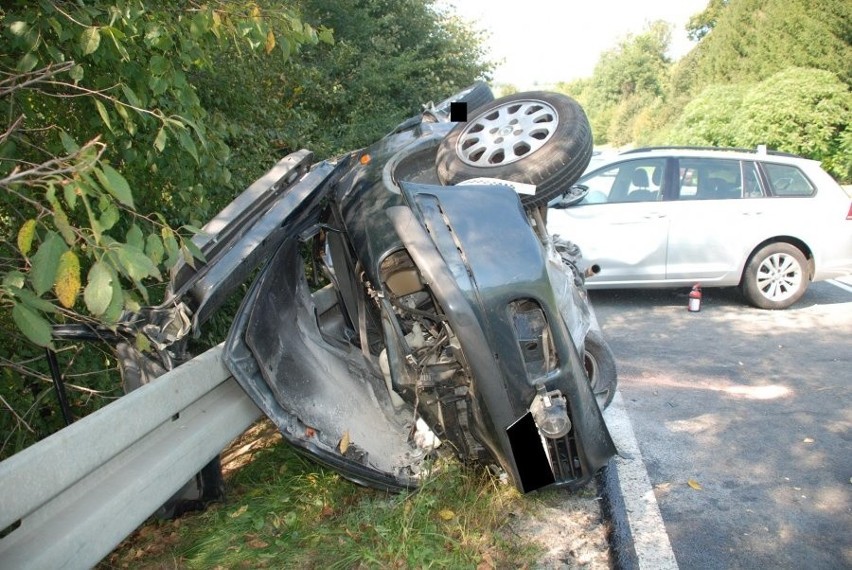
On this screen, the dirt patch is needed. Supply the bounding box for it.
[505,488,611,569]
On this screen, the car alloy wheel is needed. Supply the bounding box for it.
[742,242,809,310]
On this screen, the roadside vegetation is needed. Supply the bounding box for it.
[0,0,491,458]
[99,420,608,569]
[553,0,851,183]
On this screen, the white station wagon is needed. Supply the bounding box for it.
[547,146,852,309]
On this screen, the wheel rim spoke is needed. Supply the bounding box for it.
[456,98,559,167]
[756,252,802,301]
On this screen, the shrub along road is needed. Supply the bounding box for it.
[591,280,851,569]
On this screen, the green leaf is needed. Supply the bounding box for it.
[13,287,58,314]
[102,272,124,324]
[134,331,151,353]
[59,131,80,154]
[17,52,39,73]
[116,244,160,281]
[12,303,53,348]
[182,238,207,264]
[84,261,113,316]
[99,203,119,230]
[94,99,113,133]
[81,26,101,55]
[145,234,164,266]
[104,26,130,60]
[64,181,78,210]
[121,84,142,108]
[175,128,199,163]
[69,64,84,82]
[30,231,68,296]
[95,164,135,209]
[3,271,26,290]
[149,54,168,76]
[154,126,168,152]
[126,224,144,250]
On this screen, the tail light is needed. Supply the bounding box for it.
[847,202,852,220]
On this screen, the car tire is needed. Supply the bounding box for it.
[741,242,809,310]
[435,91,593,209]
[583,330,617,409]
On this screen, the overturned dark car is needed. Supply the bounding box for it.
[129,84,618,494]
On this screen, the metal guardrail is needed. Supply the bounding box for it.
[0,344,261,569]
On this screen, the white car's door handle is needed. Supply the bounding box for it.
[643,213,667,219]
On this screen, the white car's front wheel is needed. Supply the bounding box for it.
[742,243,809,309]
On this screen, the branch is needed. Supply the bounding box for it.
[0,62,75,97]
[0,393,36,434]
[0,137,105,189]
[0,114,25,146]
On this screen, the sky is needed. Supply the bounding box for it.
[438,0,711,89]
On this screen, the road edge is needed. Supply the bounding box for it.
[600,390,678,569]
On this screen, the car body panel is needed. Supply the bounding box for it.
[219,121,616,493]
[548,148,852,291]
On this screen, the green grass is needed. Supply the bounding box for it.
[103,426,542,569]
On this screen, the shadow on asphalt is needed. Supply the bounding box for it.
[589,282,852,569]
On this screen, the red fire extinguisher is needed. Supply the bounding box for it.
[688,284,702,312]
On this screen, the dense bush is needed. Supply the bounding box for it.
[0,0,491,458]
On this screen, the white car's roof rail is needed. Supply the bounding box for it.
[621,145,802,158]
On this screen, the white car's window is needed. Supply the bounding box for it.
[740,162,764,198]
[676,158,758,200]
[762,163,815,197]
[578,158,666,204]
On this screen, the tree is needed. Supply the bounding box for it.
[686,0,731,41]
[562,21,672,145]
[675,0,852,90]
[733,68,851,180]
[667,84,749,146]
[0,0,326,456]
[0,0,492,457]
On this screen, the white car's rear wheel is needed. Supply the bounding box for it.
[742,243,809,309]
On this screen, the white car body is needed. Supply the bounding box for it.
[547,147,852,306]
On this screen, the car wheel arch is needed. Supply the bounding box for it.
[740,236,814,286]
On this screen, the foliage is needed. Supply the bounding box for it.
[667,68,851,180]
[666,84,749,146]
[103,427,542,568]
[0,0,492,456]
[557,22,672,145]
[0,1,324,346]
[674,0,852,91]
[557,0,851,182]
[183,0,493,197]
[735,68,851,179]
[686,0,731,41]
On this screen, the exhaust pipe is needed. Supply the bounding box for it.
[584,264,601,278]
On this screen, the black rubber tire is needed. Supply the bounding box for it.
[435,91,593,209]
[583,330,617,410]
[741,242,809,310]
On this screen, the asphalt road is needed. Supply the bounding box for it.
[591,280,852,569]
